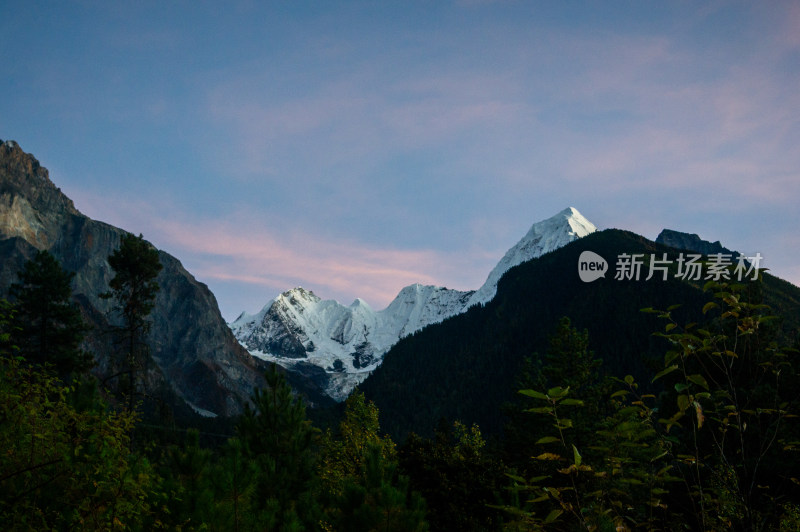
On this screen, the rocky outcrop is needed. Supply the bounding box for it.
[655,229,740,259]
[0,139,277,416]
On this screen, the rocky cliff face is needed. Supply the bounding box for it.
[655,229,740,259]
[0,140,275,416]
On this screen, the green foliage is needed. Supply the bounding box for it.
[504,318,610,475]
[501,280,800,530]
[9,250,92,378]
[331,443,428,532]
[0,298,17,354]
[648,281,800,530]
[540,317,602,392]
[152,429,261,531]
[205,437,260,531]
[5,229,800,530]
[0,356,156,530]
[501,317,675,529]
[319,390,396,497]
[157,428,215,528]
[236,363,320,530]
[399,421,506,531]
[318,390,428,531]
[504,375,675,530]
[101,232,163,409]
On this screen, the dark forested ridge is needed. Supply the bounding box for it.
[359,229,800,441]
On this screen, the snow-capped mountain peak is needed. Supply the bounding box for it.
[466,207,596,307]
[230,207,596,401]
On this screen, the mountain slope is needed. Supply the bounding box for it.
[359,229,800,440]
[231,207,597,401]
[467,206,596,307]
[0,139,286,417]
[231,284,475,401]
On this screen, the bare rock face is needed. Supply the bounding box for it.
[655,229,740,259]
[0,139,273,417]
[0,140,79,248]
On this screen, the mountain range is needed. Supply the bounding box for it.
[230,207,597,400]
[2,140,797,431]
[359,228,800,440]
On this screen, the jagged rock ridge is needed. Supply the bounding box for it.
[231,207,597,401]
[655,229,741,259]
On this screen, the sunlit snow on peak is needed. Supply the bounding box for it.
[230,207,596,401]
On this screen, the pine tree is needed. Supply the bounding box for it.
[540,317,602,391]
[319,390,396,497]
[504,317,607,473]
[236,363,319,529]
[101,233,162,409]
[334,443,428,532]
[399,421,505,531]
[318,391,429,531]
[9,250,92,378]
[160,429,214,528]
[207,437,259,531]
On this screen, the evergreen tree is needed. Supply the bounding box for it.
[206,437,259,532]
[319,391,428,531]
[319,390,396,498]
[236,363,319,530]
[101,233,162,409]
[399,421,505,531]
[159,429,215,529]
[334,443,428,532]
[504,317,607,473]
[9,250,92,378]
[540,317,609,454]
[539,317,602,391]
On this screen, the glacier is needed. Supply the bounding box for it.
[230,207,596,401]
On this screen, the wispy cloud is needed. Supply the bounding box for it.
[204,68,531,182]
[67,187,489,317]
[23,1,799,319]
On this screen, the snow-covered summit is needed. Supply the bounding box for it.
[230,207,596,401]
[467,207,596,307]
[229,283,473,401]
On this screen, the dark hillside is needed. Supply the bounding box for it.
[360,229,800,441]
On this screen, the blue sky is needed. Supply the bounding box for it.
[2,1,799,320]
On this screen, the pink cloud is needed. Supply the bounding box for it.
[66,187,484,312]
[156,218,458,306]
[553,33,800,204]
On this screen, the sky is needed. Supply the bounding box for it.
[1,1,799,321]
